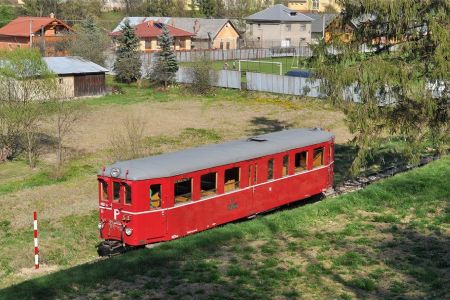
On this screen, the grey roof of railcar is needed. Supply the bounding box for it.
[101,128,333,180]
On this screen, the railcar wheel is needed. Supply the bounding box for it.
[97,240,127,257]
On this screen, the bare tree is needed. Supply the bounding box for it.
[51,99,85,178]
[109,115,150,161]
[0,49,58,168]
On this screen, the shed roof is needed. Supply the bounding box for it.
[245,4,313,23]
[0,16,73,37]
[43,56,109,75]
[303,13,337,33]
[111,21,194,38]
[112,17,238,40]
[101,128,334,180]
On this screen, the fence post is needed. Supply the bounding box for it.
[33,211,39,269]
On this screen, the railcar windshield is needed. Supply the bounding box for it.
[98,179,109,201]
[113,182,120,202]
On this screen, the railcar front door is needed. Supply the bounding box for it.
[146,183,167,240]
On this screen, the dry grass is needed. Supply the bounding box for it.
[4,95,351,228]
[0,87,352,289]
[51,98,350,154]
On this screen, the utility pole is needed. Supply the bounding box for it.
[29,17,33,47]
[322,15,325,39]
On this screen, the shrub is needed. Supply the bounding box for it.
[187,55,217,95]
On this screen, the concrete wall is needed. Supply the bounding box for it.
[213,22,240,49]
[139,37,192,52]
[0,36,29,49]
[288,0,341,12]
[176,67,241,89]
[246,22,312,48]
[57,76,75,98]
[246,72,324,97]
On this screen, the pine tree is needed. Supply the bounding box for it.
[68,16,110,66]
[114,20,142,84]
[196,0,217,18]
[151,25,178,88]
[310,0,449,175]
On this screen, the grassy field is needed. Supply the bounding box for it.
[0,154,448,299]
[1,82,446,298]
[183,56,311,76]
[0,83,351,289]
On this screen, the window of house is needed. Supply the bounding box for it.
[300,24,306,31]
[150,184,162,209]
[113,182,120,202]
[145,40,152,49]
[201,172,217,198]
[313,147,324,167]
[58,78,63,84]
[286,24,291,31]
[99,180,108,201]
[295,151,307,172]
[224,167,240,192]
[282,155,289,177]
[267,159,274,180]
[123,183,132,205]
[312,0,320,10]
[220,42,224,49]
[226,42,230,49]
[174,178,192,204]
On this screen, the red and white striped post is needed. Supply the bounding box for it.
[33,211,39,269]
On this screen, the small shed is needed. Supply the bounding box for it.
[44,56,109,98]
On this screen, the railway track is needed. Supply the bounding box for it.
[329,154,441,197]
[98,154,441,257]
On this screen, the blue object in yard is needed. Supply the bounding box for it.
[285,70,313,78]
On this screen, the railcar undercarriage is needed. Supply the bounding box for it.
[97,240,133,257]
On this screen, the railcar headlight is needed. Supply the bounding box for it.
[125,227,133,236]
[110,168,121,178]
[98,222,104,230]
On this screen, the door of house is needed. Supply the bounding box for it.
[281,39,291,48]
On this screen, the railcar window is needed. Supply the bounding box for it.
[150,184,162,209]
[313,147,324,167]
[174,178,192,204]
[295,151,307,172]
[254,165,258,184]
[248,165,252,186]
[267,159,274,180]
[113,182,120,202]
[282,155,289,177]
[123,184,132,205]
[99,180,109,201]
[224,167,240,192]
[201,172,217,198]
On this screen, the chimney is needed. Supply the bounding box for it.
[193,19,200,34]
[49,12,55,19]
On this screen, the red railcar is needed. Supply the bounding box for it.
[97,128,334,255]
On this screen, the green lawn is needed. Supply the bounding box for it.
[1,155,448,299]
[184,56,311,76]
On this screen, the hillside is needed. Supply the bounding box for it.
[1,155,448,299]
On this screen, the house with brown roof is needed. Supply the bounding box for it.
[111,21,194,52]
[0,15,74,54]
[113,17,241,50]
